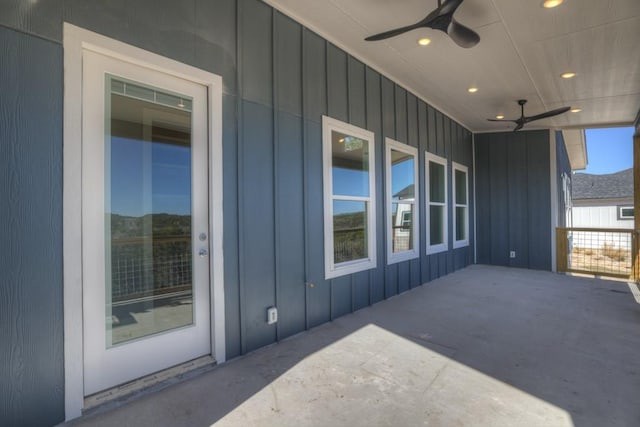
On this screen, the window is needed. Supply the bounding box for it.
[452,162,469,249]
[323,116,376,278]
[426,152,448,254]
[618,206,634,220]
[386,138,419,264]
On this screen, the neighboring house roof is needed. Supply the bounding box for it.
[572,168,633,200]
[393,184,415,200]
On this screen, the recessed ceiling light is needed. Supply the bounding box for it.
[571,108,582,113]
[543,0,564,8]
[495,115,505,120]
[561,72,576,79]
[417,38,431,46]
[467,87,478,93]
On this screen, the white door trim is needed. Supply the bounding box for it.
[63,23,225,420]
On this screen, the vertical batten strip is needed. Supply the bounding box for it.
[236,0,247,355]
[271,8,280,341]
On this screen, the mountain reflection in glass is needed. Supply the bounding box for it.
[333,201,368,263]
[106,76,194,346]
[331,130,370,264]
[391,149,415,253]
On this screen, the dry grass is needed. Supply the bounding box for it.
[570,244,632,276]
[602,244,627,262]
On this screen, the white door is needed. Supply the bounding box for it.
[82,50,211,395]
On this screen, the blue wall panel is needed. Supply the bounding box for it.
[222,93,242,359]
[507,133,530,268]
[274,11,305,341]
[66,0,198,68]
[275,12,302,117]
[353,271,370,311]
[302,29,330,328]
[240,100,276,352]
[527,131,552,270]
[475,134,491,264]
[327,44,348,122]
[194,0,237,94]
[0,27,64,427]
[417,101,428,284]
[0,1,477,423]
[381,77,398,297]
[331,276,352,319]
[365,66,386,305]
[275,112,306,339]
[489,134,510,266]
[347,57,366,128]
[240,0,272,107]
[475,130,552,270]
[394,85,408,143]
[0,0,62,41]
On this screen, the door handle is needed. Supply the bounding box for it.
[199,249,208,257]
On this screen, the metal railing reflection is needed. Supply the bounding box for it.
[110,236,192,302]
[334,228,366,264]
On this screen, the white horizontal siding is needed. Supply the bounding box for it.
[572,206,633,229]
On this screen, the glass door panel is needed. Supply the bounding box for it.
[82,50,210,396]
[107,77,194,346]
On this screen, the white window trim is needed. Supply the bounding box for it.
[452,161,469,249]
[322,116,377,279]
[385,138,419,264]
[63,23,225,420]
[425,152,448,254]
[618,205,634,220]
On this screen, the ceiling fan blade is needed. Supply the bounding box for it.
[447,19,480,48]
[438,0,465,16]
[513,123,524,132]
[526,106,571,122]
[365,23,421,41]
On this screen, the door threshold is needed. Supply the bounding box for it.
[84,355,215,412]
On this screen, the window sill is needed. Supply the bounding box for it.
[325,259,376,279]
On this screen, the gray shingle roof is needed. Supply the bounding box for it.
[572,168,633,200]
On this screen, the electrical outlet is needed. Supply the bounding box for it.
[510,251,516,258]
[267,307,278,324]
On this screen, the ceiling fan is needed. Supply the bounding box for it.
[487,99,571,131]
[364,0,480,48]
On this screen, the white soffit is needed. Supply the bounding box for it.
[264,0,640,133]
[562,129,587,171]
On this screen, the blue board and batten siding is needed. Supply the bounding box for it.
[475,130,552,270]
[0,0,473,425]
[0,26,64,427]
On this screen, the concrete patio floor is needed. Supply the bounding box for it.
[64,265,640,427]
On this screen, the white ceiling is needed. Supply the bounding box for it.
[263,0,640,133]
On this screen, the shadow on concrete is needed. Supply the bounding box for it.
[66,265,640,427]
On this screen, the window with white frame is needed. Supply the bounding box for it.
[386,139,419,263]
[323,116,376,279]
[426,152,448,254]
[452,162,469,248]
[618,205,634,220]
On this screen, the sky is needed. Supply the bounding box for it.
[332,158,414,214]
[582,127,634,174]
[111,137,192,217]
